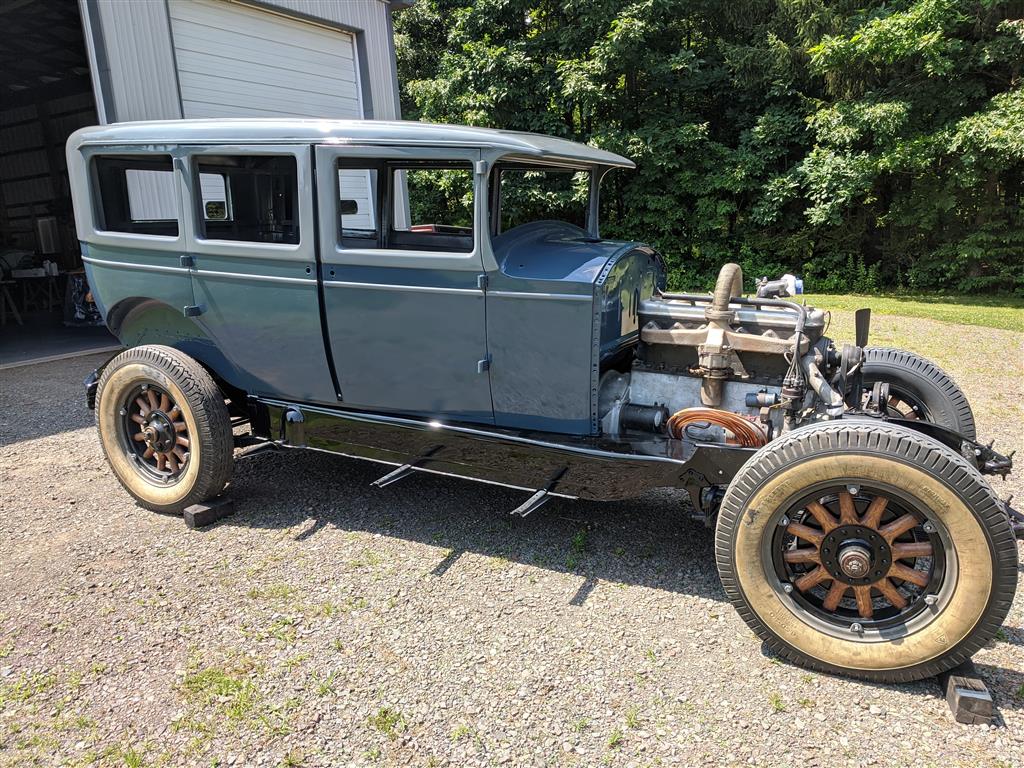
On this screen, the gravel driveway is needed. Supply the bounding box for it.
[2,312,1022,768]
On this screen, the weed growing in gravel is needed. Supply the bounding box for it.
[1014,684,1024,702]
[312,670,338,697]
[283,652,310,670]
[331,638,345,652]
[566,529,588,570]
[769,693,786,712]
[279,747,305,767]
[0,641,13,658]
[571,716,590,733]
[368,706,407,739]
[182,665,260,722]
[265,616,300,645]
[450,724,475,742]
[607,728,624,749]
[994,628,1009,642]
[624,706,641,729]
[645,648,657,663]
[798,698,815,709]
[349,548,384,571]
[0,671,56,706]
[247,583,296,601]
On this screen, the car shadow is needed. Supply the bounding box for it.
[219,445,725,604]
[213,445,1024,717]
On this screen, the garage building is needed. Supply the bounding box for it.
[0,0,407,365]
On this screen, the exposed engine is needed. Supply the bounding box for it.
[599,263,857,446]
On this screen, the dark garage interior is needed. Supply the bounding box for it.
[0,0,118,367]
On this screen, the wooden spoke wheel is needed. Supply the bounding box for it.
[773,486,944,630]
[122,384,191,481]
[95,345,233,514]
[715,422,1017,683]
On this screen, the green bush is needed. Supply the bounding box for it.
[395,0,1024,295]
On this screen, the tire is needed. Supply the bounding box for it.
[715,421,1017,683]
[95,344,233,514]
[862,347,976,439]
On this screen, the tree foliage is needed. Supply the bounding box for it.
[394,0,1024,293]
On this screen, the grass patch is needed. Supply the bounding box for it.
[565,528,588,570]
[768,692,786,713]
[624,705,641,729]
[181,664,260,722]
[0,671,56,707]
[571,716,590,733]
[803,293,1024,332]
[607,728,624,749]
[247,583,296,601]
[368,706,407,739]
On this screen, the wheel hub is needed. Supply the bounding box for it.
[123,385,191,479]
[819,524,891,586]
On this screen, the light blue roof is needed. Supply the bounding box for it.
[68,118,635,168]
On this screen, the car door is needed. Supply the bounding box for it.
[314,145,493,423]
[180,144,338,404]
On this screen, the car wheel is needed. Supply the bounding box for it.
[95,344,233,514]
[862,347,976,439]
[715,422,1017,683]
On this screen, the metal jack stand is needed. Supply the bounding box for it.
[936,659,994,725]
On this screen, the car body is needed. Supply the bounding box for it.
[67,120,1019,683]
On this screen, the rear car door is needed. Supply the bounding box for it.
[314,145,493,423]
[180,144,338,404]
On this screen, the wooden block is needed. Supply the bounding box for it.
[937,659,993,725]
[183,496,234,529]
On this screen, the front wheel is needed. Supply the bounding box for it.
[715,422,1017,683]
[95,345,233,514]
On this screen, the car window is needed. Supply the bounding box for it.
[334,162,475,253]
[93,154,178,237]
[496,167,589,234]
[194,155,299,244]
[337,166,379,244]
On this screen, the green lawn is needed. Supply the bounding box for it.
[801,293,1024,333]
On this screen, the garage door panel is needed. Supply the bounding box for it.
[173,55,357,96]
[169,0,357,58]
[170,27,355,73]
[168,0,362,121]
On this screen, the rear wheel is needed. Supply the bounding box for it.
[862,347,976,439]
[715,422,1017,682]
[96,345,233,514]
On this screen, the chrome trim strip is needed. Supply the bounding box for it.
[488,290,591,302]
[194,268,316,285]
[82,255,187,275]
[324,280,480,295]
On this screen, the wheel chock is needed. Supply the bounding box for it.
[937,659,993,725]
[183,496,235,529]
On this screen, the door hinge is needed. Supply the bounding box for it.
[474,159,487,176]
[183,304,205,318]
[180,255,195,268]
[477,273,489,291]
[476,355,491,374]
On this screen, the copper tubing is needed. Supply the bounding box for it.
[667,407,767,447]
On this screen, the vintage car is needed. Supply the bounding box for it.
[67,119,1019,683]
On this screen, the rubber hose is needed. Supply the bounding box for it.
[711,263,744,313]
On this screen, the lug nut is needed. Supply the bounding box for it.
[923,522,936,533]
[783,583,794,594]
[779,515,790,527]
[847,485,859,496]
[924,595,938,606]
[850,622,863,634]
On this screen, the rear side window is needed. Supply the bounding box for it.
[93,154,178,236]
[195,155,299,244]
[395,165,474,253]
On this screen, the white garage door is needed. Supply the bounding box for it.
[168,0,363,119]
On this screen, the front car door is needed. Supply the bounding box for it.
[314,145,493,423]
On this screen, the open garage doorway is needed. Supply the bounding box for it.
[0,0,118,368]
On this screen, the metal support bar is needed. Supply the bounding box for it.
[370,446,442,488]
[511,468,567,517]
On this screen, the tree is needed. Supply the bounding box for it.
[395,0,1024,294]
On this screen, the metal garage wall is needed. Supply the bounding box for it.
[168,0,363,119]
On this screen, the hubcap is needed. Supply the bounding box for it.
[838,543,872,579]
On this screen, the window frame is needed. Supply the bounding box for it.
[182,144,314,263]
[315,144,485,272]
[85,150,183,248]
